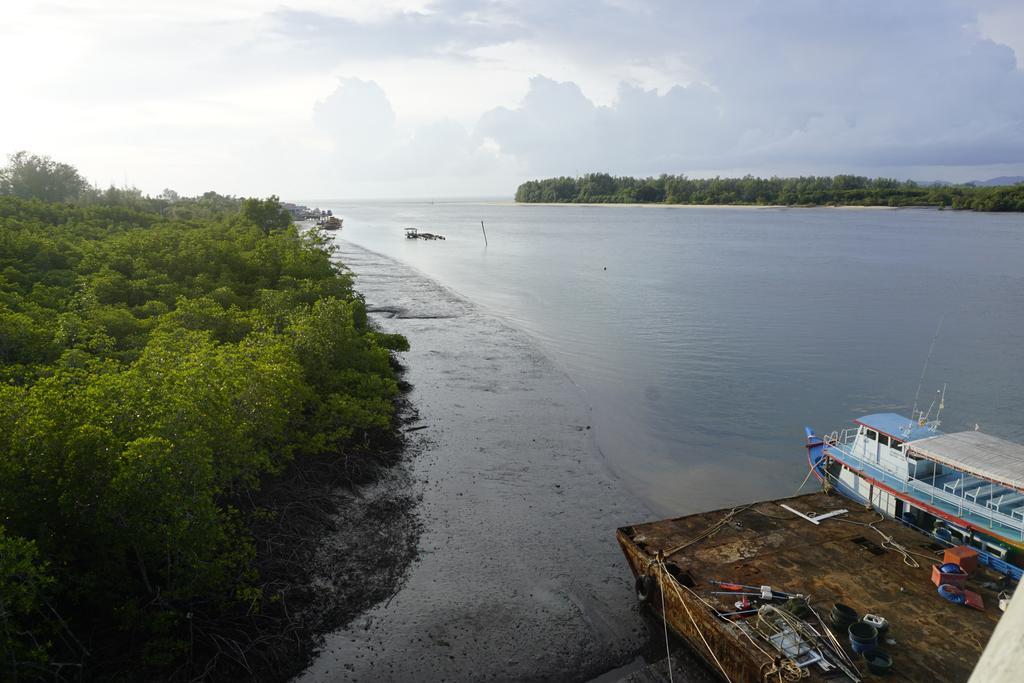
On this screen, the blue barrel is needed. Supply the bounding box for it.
[848,621,878,654]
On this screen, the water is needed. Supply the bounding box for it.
[312,201,1024,516]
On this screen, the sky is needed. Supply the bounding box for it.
[2,1,1024,199]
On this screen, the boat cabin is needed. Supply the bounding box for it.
[822,413,1024,574]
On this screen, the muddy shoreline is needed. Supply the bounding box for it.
[295,241,681,681]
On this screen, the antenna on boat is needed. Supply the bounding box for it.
[911,314,946,425]
[916,384,946,431]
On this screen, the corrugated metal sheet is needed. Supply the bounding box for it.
[906,431,1024,491]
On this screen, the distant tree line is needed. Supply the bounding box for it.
[0,152,408,679]
[514,173,1024,211]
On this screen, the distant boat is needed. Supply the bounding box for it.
[805,410,1024,580]
[405,227,445,240]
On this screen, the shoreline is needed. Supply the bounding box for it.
[297,241,668,681]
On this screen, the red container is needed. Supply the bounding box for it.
[943,546,979,575]
[932,563,967,589]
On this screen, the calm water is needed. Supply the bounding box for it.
[313,201,1024,516]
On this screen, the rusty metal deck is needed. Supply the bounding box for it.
[617,492,1006,682]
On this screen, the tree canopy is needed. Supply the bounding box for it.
[0,171,408,679]
[0,151,92,203]
[514,173,1024,211]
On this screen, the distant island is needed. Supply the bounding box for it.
[515,173,1024,211]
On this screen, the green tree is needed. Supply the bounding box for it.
[0,151,92,202]
[0,189,409,678]
[240,195,292,235]
[0,527,55,674]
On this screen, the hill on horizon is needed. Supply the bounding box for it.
[970,176,1024,186]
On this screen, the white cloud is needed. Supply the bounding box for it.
[304,78,521,197]
[475,2,1024,180]
[1,0,1023,198]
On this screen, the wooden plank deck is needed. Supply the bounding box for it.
[617,492,1007,682]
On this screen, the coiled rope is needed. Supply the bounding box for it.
[760,657,808,682]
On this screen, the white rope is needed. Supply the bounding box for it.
[818,470,938,568]
[657,561,734,683]
[676,582,776,663]
[794,461,820,496]
[659,569,675,683]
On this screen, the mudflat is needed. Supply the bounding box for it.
[297,241,655,681]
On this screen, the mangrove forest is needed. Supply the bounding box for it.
[0,153,408,680]
[514,173,1024,210]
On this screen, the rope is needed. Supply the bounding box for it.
[752,607,813,681]
[656,561,734,683]
[656,507,822,680]
[816,469,944,568]
[836,517,921,567]
[663,505,753,558]
[781,658,808,681]
[680,583,776,663]
[761,657,809,682]
[794,460,819,496]
[659,569,674,683]
[831,508,941,568]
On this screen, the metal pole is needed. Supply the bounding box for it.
[481,220,488,246]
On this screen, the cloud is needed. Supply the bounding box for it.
[314,78,398,158]
[3,0,1024,197]
[475,0,1024,179]
[267,6,524,62]
[308,78,520,196]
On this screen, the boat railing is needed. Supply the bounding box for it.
[822,428,857,447]
[906,474,1024,539]
[825,433,1024,539]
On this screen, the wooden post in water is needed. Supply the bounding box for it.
[480,220,488,246]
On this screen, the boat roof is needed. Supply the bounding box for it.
[855,413,938,442]
[906,431,1024,491]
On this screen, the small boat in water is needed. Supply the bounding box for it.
[404,227,445,240]
[806,409,1024,580]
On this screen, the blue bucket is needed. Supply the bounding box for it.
[848,621,878,654]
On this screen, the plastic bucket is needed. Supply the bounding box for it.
[862,613,889,636]
[831,603,858,629]
[848,621,879,654]
[865,649,893,675]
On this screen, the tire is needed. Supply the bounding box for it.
[636,574,656,604]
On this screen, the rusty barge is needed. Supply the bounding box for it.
[617,492,1006,681]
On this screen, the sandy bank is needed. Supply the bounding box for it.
[296,243,665,681]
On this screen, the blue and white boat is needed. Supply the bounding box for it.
[804,412,1024,581]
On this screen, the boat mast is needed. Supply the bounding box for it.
[912,315,946,426]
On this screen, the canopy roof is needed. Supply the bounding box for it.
[855,413,937,443]
[906,431,1024,492]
